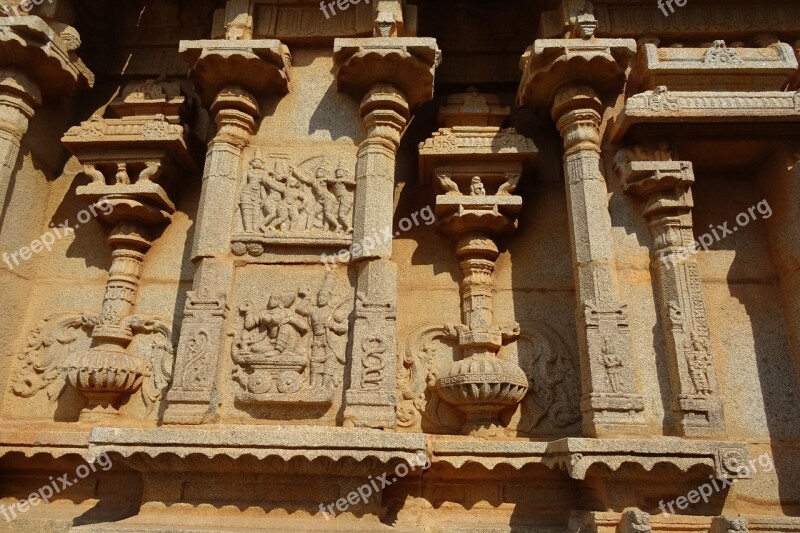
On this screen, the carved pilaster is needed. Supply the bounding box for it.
[0,16,93,223]
[615,145,724,436]
[334,37,440,428]
[518,34,647,437]
[33,80,198,420]
[162,39,290,424]
[164,291,229,424]
[0,70,39,217]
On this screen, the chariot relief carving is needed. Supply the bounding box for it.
[232,155,356,257]
[231,274,351,405]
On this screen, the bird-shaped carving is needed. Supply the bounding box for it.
[497,173,521,196]
[83,164,105,186]
[437,174,461,195]
[138,161,163,183]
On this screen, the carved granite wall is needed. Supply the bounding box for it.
[0,0,799,531]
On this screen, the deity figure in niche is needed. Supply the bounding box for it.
[470,176,486,196]
[239,157,268,232]
[292,161,341,233]
[296,275,349,388]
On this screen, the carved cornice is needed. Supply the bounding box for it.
[0,16,93,98]
[430,437,752,481]
[631,42,798,93]
[87,426,426,472]
[179,39,291,106]
[611,88,800,141]
[517,38,636,110]
[333,37,441,110]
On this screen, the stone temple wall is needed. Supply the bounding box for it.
[0,0,799,531]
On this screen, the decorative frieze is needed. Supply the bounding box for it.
[630,41,798,92]
[231,155,355,257]
[612,87,800,141]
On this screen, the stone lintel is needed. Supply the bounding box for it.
[333,37,440,110]
[430,437,752,481]
[0,16,93,98]
[631,42,798,93]
[517,38,636,110]
[611,88,800,142]
[87,425,426,472]
[0,423,91,459]
[179,39,290,106]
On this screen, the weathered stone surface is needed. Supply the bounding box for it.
[1,1,800,531]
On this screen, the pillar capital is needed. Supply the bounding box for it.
[0,16,93,99]
[334,37,440,110]
[179,39,290,108]
[518,38,636,112]
[614,144,695,219]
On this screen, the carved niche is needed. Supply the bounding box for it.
[231,273,351,405]
[231,154,356,257]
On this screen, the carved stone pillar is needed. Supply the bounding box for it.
[518,32,648,436]
[334,38,440,428]
[418,89,537,435]
[0,16,93,222]
[615,146,724,437]
[56,80,198,420]
[163,40,290,424]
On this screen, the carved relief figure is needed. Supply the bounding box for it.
[685,330,713,395]
[235,156,356,244]
[600,336,624,393]
[239,157,268,233]
[297,276,349,388]
[231,274,350,402]
[469,176,486,196]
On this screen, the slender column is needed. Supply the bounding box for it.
[615,148,724,436]
[552,85,646,436]
[163,39,289,424]
[334,37,440,428]
[164,88,257,424]
[0,70,40,215]
[343,84,408,427]
[0,15,93,224]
